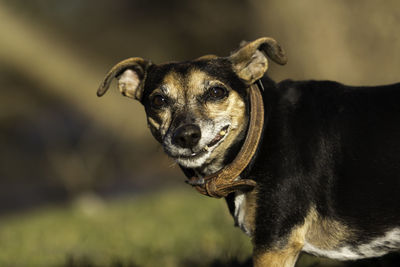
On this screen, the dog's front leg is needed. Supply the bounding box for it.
[253,244,302,267]
[253,221,308,267]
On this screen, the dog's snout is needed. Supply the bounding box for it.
[172,124,201,149]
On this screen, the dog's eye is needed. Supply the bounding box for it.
[207,86,227,100]
[151,94,167,109]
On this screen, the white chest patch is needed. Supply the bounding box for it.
[234,192,252,236]
[303,228,400,260]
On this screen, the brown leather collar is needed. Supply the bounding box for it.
[187,81,264,198]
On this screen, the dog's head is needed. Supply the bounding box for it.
[98,37,286,170]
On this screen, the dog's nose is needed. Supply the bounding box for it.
[172,124,201,149]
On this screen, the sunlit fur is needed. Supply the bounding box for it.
[148,69,248,172]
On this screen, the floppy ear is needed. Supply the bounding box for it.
[97,57,152,102]
[229,37,287,84]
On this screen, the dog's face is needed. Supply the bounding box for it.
[141,59,249,169]
[98,37,287,170]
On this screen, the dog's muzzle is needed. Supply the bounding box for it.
[172,124,201,149]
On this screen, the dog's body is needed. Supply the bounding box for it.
[231,78,400,265]
[98,38,400,266]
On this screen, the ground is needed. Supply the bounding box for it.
[0,187,398,267]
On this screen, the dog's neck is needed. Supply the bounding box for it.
[194,157,227,177]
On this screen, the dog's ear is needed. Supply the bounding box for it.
[229,37,287,84]
[194,54,218,61]
[97,57,152,102]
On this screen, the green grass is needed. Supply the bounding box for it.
[0,187,397,267]
[0,187,252,267]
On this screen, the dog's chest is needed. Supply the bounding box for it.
[233,191,257,236]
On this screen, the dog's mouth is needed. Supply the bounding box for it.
[178,125,230,160]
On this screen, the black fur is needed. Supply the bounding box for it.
[232,76,400,250]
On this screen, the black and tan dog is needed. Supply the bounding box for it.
[97,37,400,267]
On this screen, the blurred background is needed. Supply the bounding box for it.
[0,0,399,266]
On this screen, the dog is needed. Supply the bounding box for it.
[97,37,400,267]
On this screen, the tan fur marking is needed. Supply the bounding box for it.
[195,54,217,61]
[187,69,248,138]
[253,245,302,267]
[186,69,209,98]
[149,108,171,137]
[253,214,308,267]
[159,111,172,137]
[208,97,247,166]
[158,71,185,102]
[147,117,160,130]
[253,207,351,267]
[210,88,247,157]
[149,71,186,137]
[305,208,352,250]
[243,188,258,234]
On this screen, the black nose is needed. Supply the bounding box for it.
[172,124,201,149]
